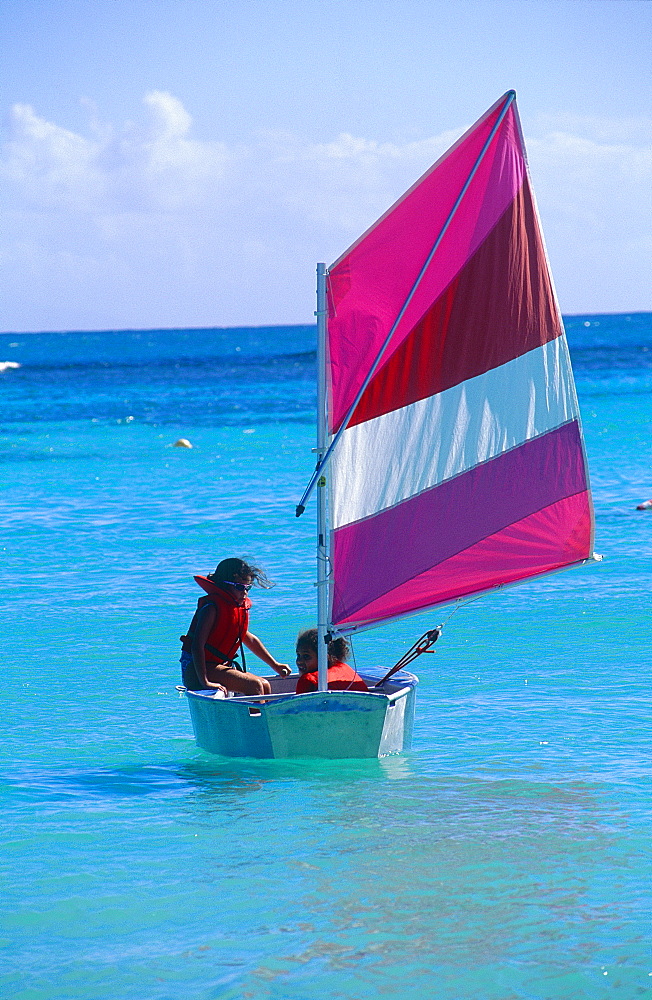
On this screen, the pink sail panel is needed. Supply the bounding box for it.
[330,422,590,627]
[333,492,593,628]
[347,174,563,428]
[327,93,525,433]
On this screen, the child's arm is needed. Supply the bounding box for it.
[242,631,290,676]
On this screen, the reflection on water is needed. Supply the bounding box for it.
[6,763,189,801]
[2,751,417,818]
[174,753,419,826]
[181,750,416,787]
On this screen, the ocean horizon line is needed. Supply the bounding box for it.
[1,311,651,338]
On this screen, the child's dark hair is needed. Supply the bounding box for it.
[296,628,349,661]
[208,557,273,589]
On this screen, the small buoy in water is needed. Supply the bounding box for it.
[636,498,652,510]
[173,438,193,449]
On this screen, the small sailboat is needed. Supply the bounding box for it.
[184,91,598,759]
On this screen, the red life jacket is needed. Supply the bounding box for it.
[181,576,251,666]
[295,661,369,695]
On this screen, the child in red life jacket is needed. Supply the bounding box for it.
[295,629,368,694]
[180,557,290,696]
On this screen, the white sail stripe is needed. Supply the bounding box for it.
[330,337,579,530]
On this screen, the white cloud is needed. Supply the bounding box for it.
[529,131,652,226]
[107,91,228,211]
[0,93,650,330]
[2,91,228,214]
[532,111,652,146]
[254,128,460,234]
[3,103,102,210]
[525,124,652,310]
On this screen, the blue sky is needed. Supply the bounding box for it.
[1,0,650,332]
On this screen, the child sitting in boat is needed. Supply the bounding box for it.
[295,629,368,694]
[180,557,290,696]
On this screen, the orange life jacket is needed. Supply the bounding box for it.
[295,661,369,695]
[181,576,251,667]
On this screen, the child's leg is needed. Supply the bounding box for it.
[209,667,271,696]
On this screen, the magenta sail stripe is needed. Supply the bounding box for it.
[331,421,586,624]
[333,492,592,627]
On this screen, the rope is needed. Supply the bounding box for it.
[440,590,488,627]
[374,627,442,687]
[372,589,496,688]
[346,636,360,691]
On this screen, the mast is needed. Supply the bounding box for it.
[315,263,329,692]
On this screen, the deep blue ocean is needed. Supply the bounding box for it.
[2,313,651,999]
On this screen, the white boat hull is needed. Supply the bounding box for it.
[184,668,418,759]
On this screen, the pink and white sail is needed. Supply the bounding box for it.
[326,92,594,633]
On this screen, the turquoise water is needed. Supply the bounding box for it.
[2,315,651,999]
